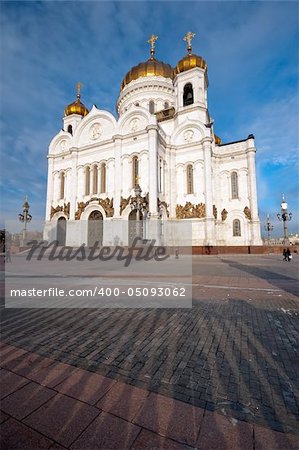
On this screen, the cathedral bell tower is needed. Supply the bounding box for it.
[173,32,208,121]
[63,82,89,135]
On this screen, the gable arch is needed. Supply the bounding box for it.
[171,122,207,146]
[73,106,117,147]
[49,130,72,155]
[117,108,152,135]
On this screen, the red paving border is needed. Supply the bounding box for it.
[0,342,298,450]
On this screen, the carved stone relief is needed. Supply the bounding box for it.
[50,202,70,219]
[213,205,217,220]
[89,123,103,140]
[75,197,114,219]
[221,208,228,221]
[176,202,205,219]
[244,206,252,220]
[130,117,140,132]
[183,129,194,143]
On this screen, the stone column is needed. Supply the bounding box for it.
[53,171,59,204]
[246,136,262,244]
[202,137,216,244]
[89,166,94,197]
[45,156,54,221]
[147,125,158,216]
[77,166,85,200]
[169,146,176,218]
[69,148,78,220]
[113,135,122,218]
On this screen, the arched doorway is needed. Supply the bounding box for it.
[88,210,103,247]
[57,217,66,246]
[128,209,143,246]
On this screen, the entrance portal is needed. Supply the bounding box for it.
[128,209,143,246]
[88,210,103,247]
[57,217,66,246]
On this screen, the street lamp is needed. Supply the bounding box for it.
[130,184,149,240]
[18,196,32,245]
[264,213,274,244]
[277,194,292,244]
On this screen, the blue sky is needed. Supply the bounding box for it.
[1,1,298,237]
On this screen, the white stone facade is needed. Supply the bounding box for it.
[44,59,262,247]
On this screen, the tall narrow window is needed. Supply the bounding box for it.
[233,219,241,236]
[60,172,65,199]
[183,83,194,106]
[67,125,73,135]
[186,164,194,194]
[231,171,239,199]
[93,165,98,195]
[100,163,106,193]
[132,156,139,187]
[159,159,162,193]
[149,100,155,114]
[85,166,90,196]
[164,101,169,110]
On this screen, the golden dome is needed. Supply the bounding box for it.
[175,31,207,75]
[175,53,207,75]
[64,82,89,117]
[121,59,174,91]
[120,34,174,91]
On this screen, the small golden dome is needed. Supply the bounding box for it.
[175,53,207,75]
[175,31,207,76]
[64,82,89,117]
[120,34,174,91]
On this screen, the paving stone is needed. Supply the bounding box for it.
[0,367,30,399]
[254,425,299,450]
[54,368,115,405]
[197,410,253,450]
[0,418,54,449]
[0,410,10,423]
[24,393,99,447]
[1,381,56,419]
[132,429,190,449]
[1,256,299,435]
[96,381,148,421]
[70,411,140,449]
[134,392,204,446]
[28,361,80,388]
[1,351,55,377]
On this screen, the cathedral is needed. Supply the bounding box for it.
[44,33,262,247]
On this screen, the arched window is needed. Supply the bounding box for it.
[60,172,65,199]
[67,125,73,135]
[93,164,98,195]
[183,83,194,106]
[233,219,241,237]
[85,166,90,196]
[100,163,106,193]
[186,164,194,194]
[164,101,169,110]
[132,156,139,187]
[231,171,239,199]
[149,100,155,114]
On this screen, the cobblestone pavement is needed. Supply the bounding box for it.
[1,255,299,436]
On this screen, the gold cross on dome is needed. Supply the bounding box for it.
[76,82,82,99]
[183,31,196,54]
[147,34,158,59]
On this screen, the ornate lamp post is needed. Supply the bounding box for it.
[130,184,149,240]
[264,214,274,244]
[18,196,32,245]
[277,194,292,245]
